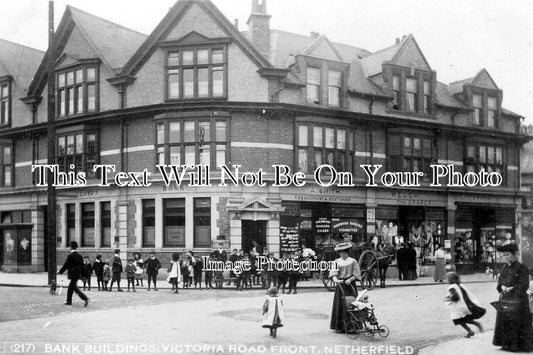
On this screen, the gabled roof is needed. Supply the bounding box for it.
[0,39,44,92]
[27,5,148,96]
[361,41,403,77]
[297,35,344,62]
[347,58,388,98]
[361,34,431,77]
[68,6,147,73]
[121,0,271,77]
[264,29,370,67]
[435,81,467,109]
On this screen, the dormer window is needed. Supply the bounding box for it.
[328,70,342,107]
[306,67,320,104]
[473,94,482,125]
[166,46,227,100]
[390,71,432,115]
[0,82,10,126]
[56,66,98,118]
[470,91,499,128]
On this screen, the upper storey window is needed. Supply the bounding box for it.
[391,72,432,115]
[305,64,344,107]
[470,92,499,128]
[0,82,10,126]
[166,46,227,100]
[306,67,320,104]
[57,66,98,118]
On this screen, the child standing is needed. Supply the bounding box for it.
[444,272,485,338]
[125,258,136,292]
[81,256,93,291]
[92,255,104,291]
[102,260,111,291]
[167,253,181,293]
[262,286,284,338]
[109,249,123,292]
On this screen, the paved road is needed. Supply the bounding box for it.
[0,280,501,354]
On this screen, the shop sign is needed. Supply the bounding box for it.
[367,209,375,223]
[294,195,352,203]
[315,218,331,233]
[332,219,363,234]
[299,220,312,230]
[391,190,434,206]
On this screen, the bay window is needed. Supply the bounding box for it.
[57,131,98,178]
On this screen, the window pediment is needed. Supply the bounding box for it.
[158,31,232,48]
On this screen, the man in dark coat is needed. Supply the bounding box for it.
[145,251,162,291]
[396,243,408,281]
[109,249,123,292]
[58,241,89,306]
[92,254,104,291]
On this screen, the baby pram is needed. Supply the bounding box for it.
[339,288,390,340]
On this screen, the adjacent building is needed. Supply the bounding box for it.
[0,0,529,273]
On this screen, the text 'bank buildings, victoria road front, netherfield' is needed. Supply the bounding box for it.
[0,0,531,273]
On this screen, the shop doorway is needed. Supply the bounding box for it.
[242,220,267,254]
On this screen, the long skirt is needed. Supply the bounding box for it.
[330,283,358,331]
[493,300,533,351]
[433,258,446,281]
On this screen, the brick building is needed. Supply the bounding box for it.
[0,0,529,273]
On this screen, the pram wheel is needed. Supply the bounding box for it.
[378,325,389,338]
[345,321,361,339]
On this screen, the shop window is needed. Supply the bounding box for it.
[156,118,228,168]
[101,202,111,247]
[163,198,185,247]
[388,134,436,178]
[166,46,226,100]
[57,66,98,117]
[57,131,98,178]
[465,144,504,180]
[81,203,95,247]
[0,81,10,126]
[66,204,76,245]
[297,124,350,173]
[0,142,13,187]
[142,199,155,247]
[194,198,211,247]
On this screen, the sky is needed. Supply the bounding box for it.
[1,0,532,125]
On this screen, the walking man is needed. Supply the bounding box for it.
[58,241,89,307]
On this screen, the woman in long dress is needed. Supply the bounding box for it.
[329,242,362,332]
[492,243,533,352]
[433,245,446,282]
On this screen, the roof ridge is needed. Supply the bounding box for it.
[270,28,368,53]
[66,5,148,37]
[0,37,45,54]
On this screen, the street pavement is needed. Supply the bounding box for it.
[0,273,512,355]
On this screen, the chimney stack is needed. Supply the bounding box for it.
[234,19,239,30]
[395,38,400,44]
[247,0,271,60]
[311,31,320,38]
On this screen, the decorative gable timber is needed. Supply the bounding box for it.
[301,35,344,62]
[121,0,272,78]
[391,35,431,71]
[471,69,499,90]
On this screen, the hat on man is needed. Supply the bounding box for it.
[497,243,518,253]
[334,242,352,251]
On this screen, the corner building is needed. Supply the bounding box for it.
[0,0,528,273]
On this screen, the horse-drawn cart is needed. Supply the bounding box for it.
[320,241,392,291]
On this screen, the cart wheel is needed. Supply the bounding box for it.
[378,325,390,338]
[321,269,336,292]
[363,324,375,340]
[359,250,378,290]
[345,321,361,339]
